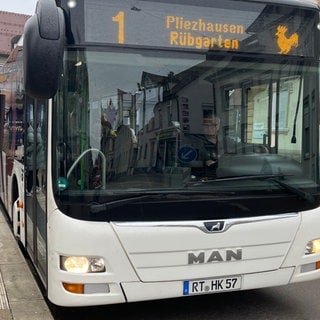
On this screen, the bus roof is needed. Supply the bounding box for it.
[56,0,319,10]
[247,0,318,9]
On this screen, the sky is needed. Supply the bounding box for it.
[0,0,38,15]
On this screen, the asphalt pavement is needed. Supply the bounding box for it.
[0,208,53,320]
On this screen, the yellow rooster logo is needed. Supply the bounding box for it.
[275,25,299,54]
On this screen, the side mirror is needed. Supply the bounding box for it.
[23,0,65,99]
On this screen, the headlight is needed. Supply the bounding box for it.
[305,239,320,255]
[60,256,105,273]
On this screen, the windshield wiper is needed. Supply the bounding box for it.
[89,190,231,214]
[90,194,163,213]
[185,174,316,204]
[270,178,315,204]
[185,174,287,185]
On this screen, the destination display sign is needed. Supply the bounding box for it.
[84,0,315,57]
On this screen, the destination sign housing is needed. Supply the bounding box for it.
[83,0,316,57]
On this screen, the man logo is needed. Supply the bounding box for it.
[188,249,242,264]
[204,221,225,232]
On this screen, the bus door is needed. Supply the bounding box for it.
[25,99,48,282]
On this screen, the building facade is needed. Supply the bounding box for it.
[0,11,30,65]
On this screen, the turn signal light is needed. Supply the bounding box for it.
[63,283,84,294]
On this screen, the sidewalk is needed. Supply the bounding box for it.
[0,208,53,320]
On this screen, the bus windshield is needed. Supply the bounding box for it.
[52,0,320,221]
[53,48,319,207]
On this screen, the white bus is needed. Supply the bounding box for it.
[1,0,320,307]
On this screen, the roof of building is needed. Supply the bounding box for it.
[0,11,30,56]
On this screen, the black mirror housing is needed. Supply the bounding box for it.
[23,0,65,99]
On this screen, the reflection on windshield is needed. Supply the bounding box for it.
[54,50,318,194]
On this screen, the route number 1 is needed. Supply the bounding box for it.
[112,11,125,44]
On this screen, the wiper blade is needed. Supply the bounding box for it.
[271,178,315,204]
[90,195,161,213]
[89,190,229,214]
[185,174,315,204]
[185,174,286,185]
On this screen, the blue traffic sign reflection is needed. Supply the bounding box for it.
[178,146,197,163]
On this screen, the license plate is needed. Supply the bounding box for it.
[183,276,242,295]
